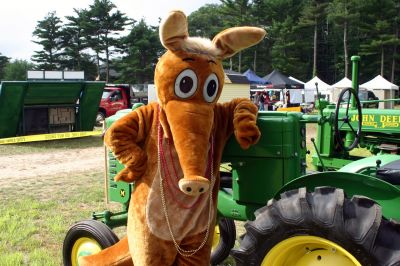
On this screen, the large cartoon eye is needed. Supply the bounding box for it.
[203,73,219,103]
[174,69,198,99]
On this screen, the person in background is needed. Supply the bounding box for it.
[258,91,265,111]
[253,91,261,109]
[264,91,271,110]
[285,90,291,107]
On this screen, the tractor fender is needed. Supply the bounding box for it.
[276,171,400,221]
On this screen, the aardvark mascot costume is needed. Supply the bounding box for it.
[80,10,266,266]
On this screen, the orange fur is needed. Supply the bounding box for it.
[80,10,265,266]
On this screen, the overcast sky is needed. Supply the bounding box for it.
[0,0,220,61]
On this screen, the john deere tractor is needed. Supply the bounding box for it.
[64,56,400,265]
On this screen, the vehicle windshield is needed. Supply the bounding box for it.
[101,89,113,99]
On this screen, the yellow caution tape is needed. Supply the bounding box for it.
[0,131,102,145]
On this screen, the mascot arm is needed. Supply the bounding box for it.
[104,105,154,182]
[216,98,260,149]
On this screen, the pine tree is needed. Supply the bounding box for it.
[82,0,131,82]
[220,0,254,72]
[296,0,328,77]
[0,53,10,80]
[188,4,225,38]
[327,0,360,78]
[359,0,397,78]
[62,8,90,70]
[114,19,162,84]
[31,11,64,70]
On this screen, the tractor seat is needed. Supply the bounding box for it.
[376,160,400,185]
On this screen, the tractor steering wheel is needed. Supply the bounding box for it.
[334,87,362,151]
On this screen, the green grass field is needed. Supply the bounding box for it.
[0,171,105,265]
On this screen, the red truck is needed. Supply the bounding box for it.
[96,84,131,126]
[96,84,152,126]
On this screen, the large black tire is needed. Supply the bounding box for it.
[231,187,400,266]
[62,220,119,266]
[211,218,236,265]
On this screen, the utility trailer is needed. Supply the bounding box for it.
[0,81,105,139]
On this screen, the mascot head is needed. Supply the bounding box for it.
[154,10,266,196]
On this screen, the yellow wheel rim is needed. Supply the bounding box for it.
[71,237,102,266]
[262,236,362,266]
[211,224,221,251]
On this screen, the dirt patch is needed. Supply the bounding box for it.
[0,146,105,183]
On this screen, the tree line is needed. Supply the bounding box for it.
[0,0,399,86]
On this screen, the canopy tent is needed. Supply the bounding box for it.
[360,75,399,109]
[262,70,304,104]
[330,77,352,103]
[330,77,352,89]
[263,70,304,89]
[360,75,399,90]
[304,76,332,103]
[243,69,268,84]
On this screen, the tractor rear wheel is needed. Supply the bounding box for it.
[231,187,400,266]
[211,217,236,265]
[62,220,119,266]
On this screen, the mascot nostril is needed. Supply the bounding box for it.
[80,9,265,266]
[178,176,210,196]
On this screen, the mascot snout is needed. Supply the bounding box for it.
[165,101,214,196]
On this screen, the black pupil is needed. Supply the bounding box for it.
[180,76,193,93]
[207,80,217,97]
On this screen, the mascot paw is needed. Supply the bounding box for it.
[235,121,261,149]
[233,100,261,149]
[114,167,143,183]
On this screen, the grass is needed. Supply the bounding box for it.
[0,171,107,266]
[0,135,103,156]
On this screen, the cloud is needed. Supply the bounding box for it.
[0,0,220,61]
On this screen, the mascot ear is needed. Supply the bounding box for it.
[159,10,189,51]
[213,27,266,59]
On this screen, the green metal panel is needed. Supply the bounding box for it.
[277,171,400,220]
[76,82,105,131]
[339,154,400,173]
[105,107,137,205]
[108,151,132,205]
[337,108,400,135]
[0,82,26,138]
[222,111,307,205]
[24,82,82,105]
[217,189,260,221]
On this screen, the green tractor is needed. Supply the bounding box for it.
[63,57,400,265]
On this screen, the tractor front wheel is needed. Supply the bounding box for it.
[211,217,236,265]
[62,220,119,266]
[231,187,400,266]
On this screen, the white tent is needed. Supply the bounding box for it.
[287,77,305,104]
[331,77,352,88]
[304,76,331,102]
[330,77,352,103]
[360,75,399,109]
